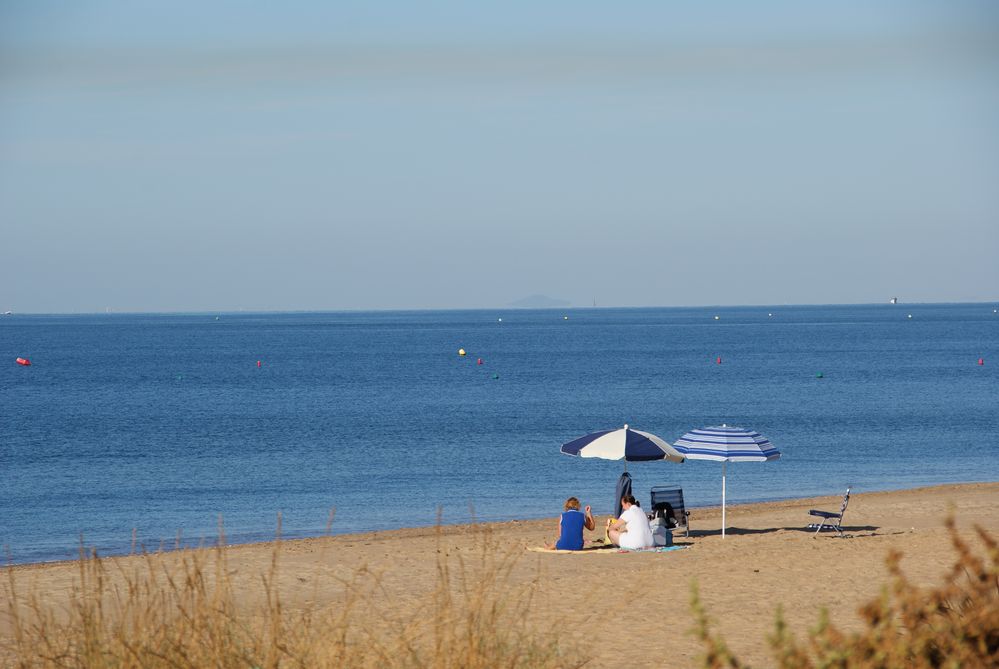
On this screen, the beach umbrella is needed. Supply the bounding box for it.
[561,424,685,517]
[673,424,780,538]
[561,424,685,463]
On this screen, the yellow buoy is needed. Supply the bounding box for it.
[458,348,466,356]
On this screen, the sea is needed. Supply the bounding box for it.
[1,304,997,565]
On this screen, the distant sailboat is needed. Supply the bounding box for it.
[889,297,898,304]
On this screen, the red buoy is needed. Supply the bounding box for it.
[257,360,262,368]
[979,358,985,366]
[16,357,31,366]
[716,356,722,364]
[477,358,483,365]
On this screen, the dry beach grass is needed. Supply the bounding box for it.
[3,526,574,668]
[692,514,999,667]
[2,482,998,667]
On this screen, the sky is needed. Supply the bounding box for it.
[1,1,998,312]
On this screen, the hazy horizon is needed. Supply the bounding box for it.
[5,297,997,316]
[2,1,998,313]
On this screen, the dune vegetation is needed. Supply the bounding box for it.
[2,526,577,669]
[692,516,999,668]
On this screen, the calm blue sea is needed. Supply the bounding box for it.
[1,304,997,564]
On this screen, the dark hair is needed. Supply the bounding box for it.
[622,494,637,506]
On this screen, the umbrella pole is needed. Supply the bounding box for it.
[722,460,727,539]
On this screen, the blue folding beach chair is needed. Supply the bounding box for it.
[807,487,851,536]
[649,485,690,537]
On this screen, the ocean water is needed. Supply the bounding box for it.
[1,304,996,564]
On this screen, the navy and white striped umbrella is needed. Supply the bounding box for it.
[561,424,685,463]
[673,425,780,462]
[673,425,780,538]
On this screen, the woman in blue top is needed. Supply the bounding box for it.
[550,496,596,550]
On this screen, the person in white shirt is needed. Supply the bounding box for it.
[607,494,653,549]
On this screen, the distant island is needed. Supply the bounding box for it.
[507,294,571,309]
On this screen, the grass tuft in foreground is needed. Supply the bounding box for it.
[2,526,581,668]
[691,516,999,668]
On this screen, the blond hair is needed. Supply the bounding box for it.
[563,496,581,511]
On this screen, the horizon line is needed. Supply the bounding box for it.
[3,299,997,317]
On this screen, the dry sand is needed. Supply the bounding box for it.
[4,481,998,667]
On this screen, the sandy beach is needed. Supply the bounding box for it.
[4,481,998,667]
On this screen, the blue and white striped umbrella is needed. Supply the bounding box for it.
[673,425,780,462]
[561,424,685,463]
[673,425,780,538]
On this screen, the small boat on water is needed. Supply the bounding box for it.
[889,297,898,304]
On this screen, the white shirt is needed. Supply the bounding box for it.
[618,505,653,549]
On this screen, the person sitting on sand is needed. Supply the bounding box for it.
[548,496,595,550]
[607,494,653,549]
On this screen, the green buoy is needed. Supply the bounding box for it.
[816,372,824,378]
[492,373,499,380]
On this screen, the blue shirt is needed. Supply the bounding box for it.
[555,509,586,550]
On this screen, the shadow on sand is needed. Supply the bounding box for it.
[685,525,880,538]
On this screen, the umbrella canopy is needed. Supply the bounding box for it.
[673,425,780,538]
[673,425,780,462]
[561,424,685,463]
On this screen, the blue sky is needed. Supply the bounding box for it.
[2,1,998,312]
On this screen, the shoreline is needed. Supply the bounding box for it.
[5,479,996,572]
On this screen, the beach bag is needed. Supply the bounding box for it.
[652,503,677,529]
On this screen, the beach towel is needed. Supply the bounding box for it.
[527,544,615,554]
[614,545,688,553]
[527,545,689,555]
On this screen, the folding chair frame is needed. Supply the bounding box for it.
[807,487,851,536]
